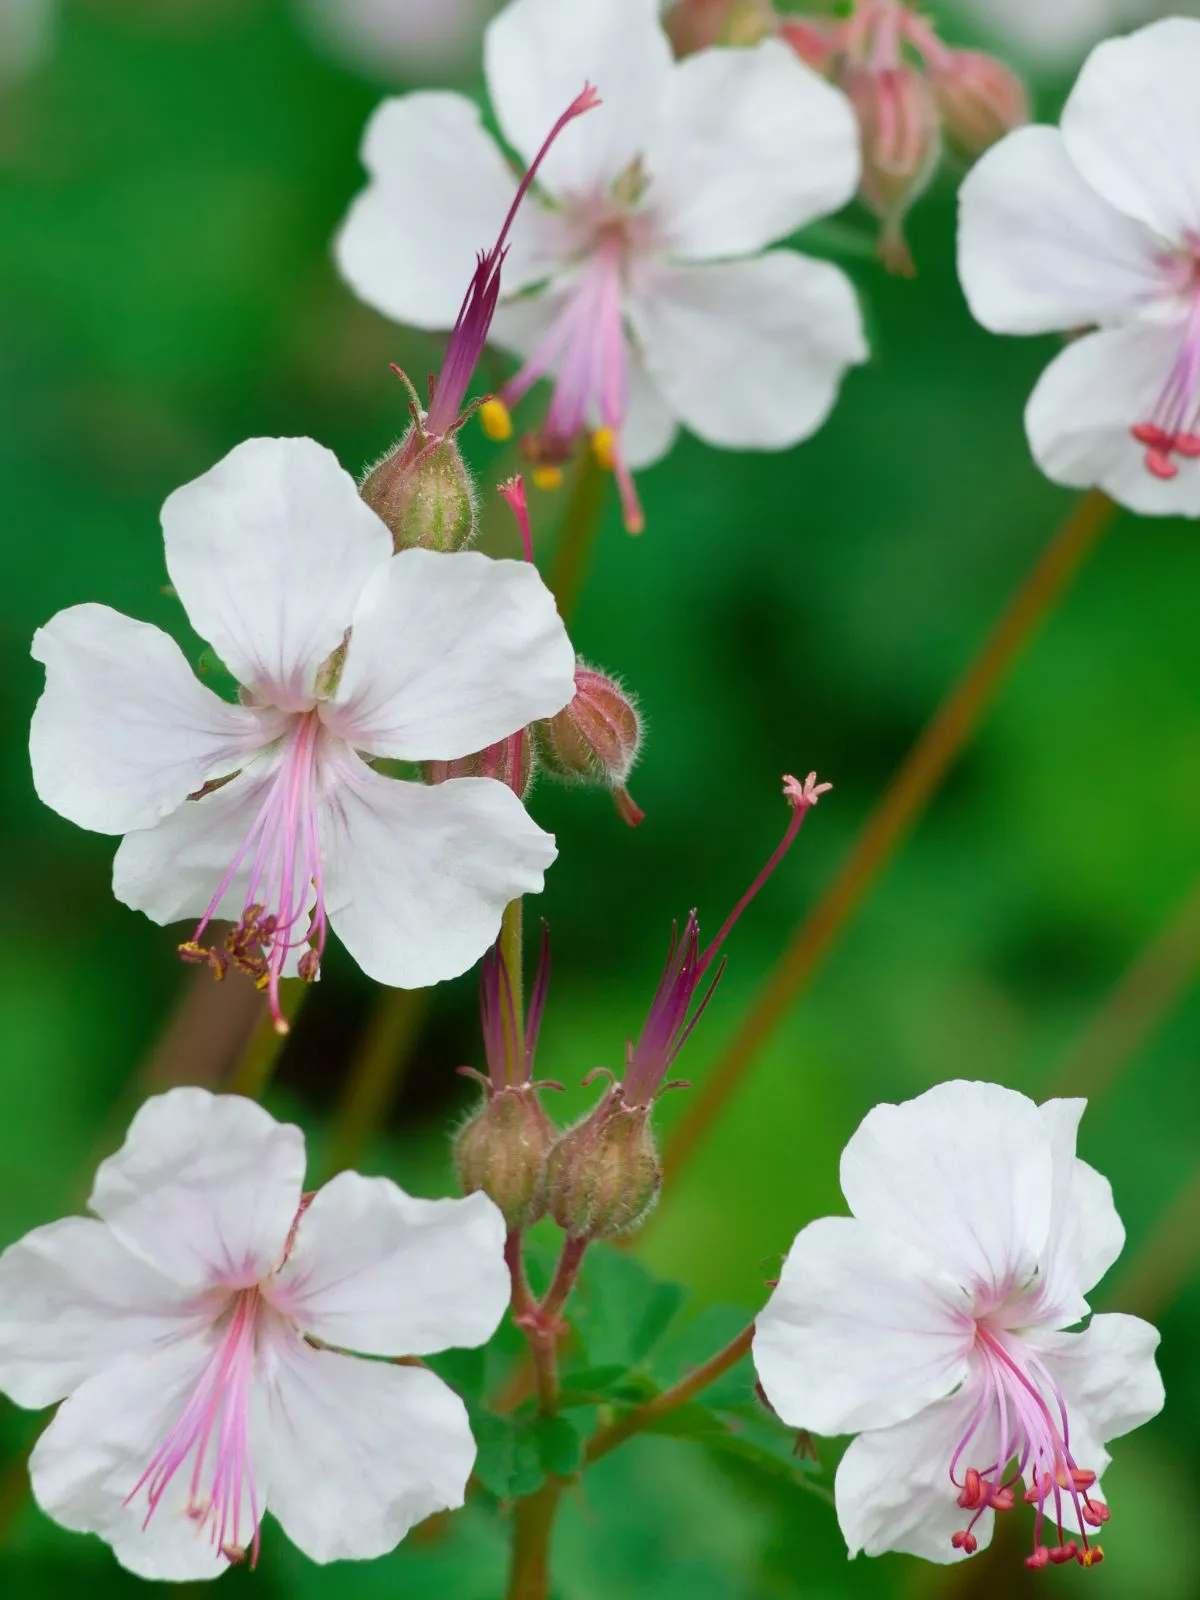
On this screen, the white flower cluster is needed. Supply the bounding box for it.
[0,0,1182,1584]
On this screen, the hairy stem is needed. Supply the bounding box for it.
[663,489,1118,1188]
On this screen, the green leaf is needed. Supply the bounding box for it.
[532,1414,584,1479]
[648,1305,756,1413]
[569,1245,686,1371]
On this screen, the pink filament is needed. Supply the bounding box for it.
[1132,288,1200,480]
[126,1291,262,1566]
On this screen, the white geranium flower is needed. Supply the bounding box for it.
[957,18,1200,517]
[29,436,576,1027]
[754,1081,1164,1570]
[958,0,1189,72]
[335,0,866,533]
[298,0,492,78]
[0,1089,510,1579]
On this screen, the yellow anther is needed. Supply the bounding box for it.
[532,464,564,492]
[591,426,616,471]
[479,397,513,442]
[1079,1547,1104,1569]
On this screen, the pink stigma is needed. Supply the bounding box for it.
[126,1289,263,1567]
[1132,256,1200,480]
[949,1322,1107,1570]
[180,713,326,1032]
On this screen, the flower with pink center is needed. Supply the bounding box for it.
[335,0,866,533]
[753,1081,1164,1568]
[958,18,1200,516]
[29,436,576,1028]
[0,1089,510,1579]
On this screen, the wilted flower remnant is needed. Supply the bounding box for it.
[754,1081,1164,1569]
[545,773,830,1240]
[0,1091,510,1578]
[959,18,1200,516]
[337,0,866,535]
[29,437,576,1030]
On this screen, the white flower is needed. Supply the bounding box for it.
[29,436,576,1026]
[956,0,1185,73]
[0,0,54,79]
[0,1089,510,1579]
[957,18,1200,517]
[753,1081,1164,1570]
[297,0,491,79]
[335,0,866,533]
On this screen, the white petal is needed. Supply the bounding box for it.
[271,1176,508,1356]
[88,1089,306,1292]
[112,759,279,928]
[0,1218,204,1409]
[840,1080,1055,1300]
[484,0,672,199]
[957,125,1167,336]
[623,343,679,469]
[262,1339,474,1563]
[1033,1313,1164,1446]
[627,251,865,450]
[1061,19,1200,243]
[335,92,569,331]
[753,1217,972,1437]
[1025,321,1200,517]
[836,1385,998,1563]
[327,549,575,761]
[30,605,265,836]
[321,762,557,989]
[30,1334,257,1582]
[162,438,391,710]
[643,40,859,261]
[1025,1099,1124,1325]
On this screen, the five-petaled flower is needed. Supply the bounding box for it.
[335,0,866,533]
[958,18,1200,516]
[29,435,576,1028]
[753,1080,1164,1568]
[0,1089,510,1579]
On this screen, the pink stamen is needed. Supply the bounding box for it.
[1132,263,1200,480]
[180,713,326,1032]
[948,1322,1107,1569]
[126,1290,262,1567]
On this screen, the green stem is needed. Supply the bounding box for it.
[324,986,429,1177]
[499,897,525,1087]
[225,980,307,1099]
[548,451,606,623]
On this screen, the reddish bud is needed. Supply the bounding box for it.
[931,49,1029,157]
[534,666,641,790]
[423,730,534,797]
[778,18,837,73]
[454,1085,556,1230]
[840,61,941,275]
[545,1087,662,1240]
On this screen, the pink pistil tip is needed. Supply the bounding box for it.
[783,772,832,809]
[498,475,535,564]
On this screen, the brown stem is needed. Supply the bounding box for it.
[524,1236,589,1418]
[548,450,606,622]
[324,986,429,1177]
[663,489,1117,1189]
[506,1479,563,1600]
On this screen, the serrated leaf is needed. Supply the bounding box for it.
[649,1304,756,1413]
[570,1245,686,1370]
[470,1411,518,1501]
[532,1413,584,1478]
[424,1345,487,1406]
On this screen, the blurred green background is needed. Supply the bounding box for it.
[1,2,1198,1597]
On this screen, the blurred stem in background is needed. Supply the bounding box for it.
[548,450,607,621]
[225,979,306,1098]
[661,488,1119,1191]
[324,986,430,1177]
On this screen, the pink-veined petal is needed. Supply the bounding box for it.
[1032,1313,1165,1447]
[162,438,390,711]
[30,605,265,836]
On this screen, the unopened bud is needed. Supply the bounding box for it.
[665,0,732,55]
[535,667,640,789]
[360,427,477,553]
[545,1087,662,1240]
[931,50,1028,157]
[454,1086,555,1230]
[841,62,941,275]
[778,18,837,73]
[423,730,534,797]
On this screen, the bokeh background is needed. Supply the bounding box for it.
[2,2,1199,1597]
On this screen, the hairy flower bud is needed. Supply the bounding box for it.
[422,730,534,797]
[930,49,1028,157]
[841,61,941,275]
[454,1084,556,1230]
[545,1087,662,1240]
[778,18,837,73]
[535,667,640,788]
[360,427,477,553]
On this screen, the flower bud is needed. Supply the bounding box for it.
[422,730,534,797]
[545,1087,662,1240]
[454,1085,556,1230]
[778,18,837,73]
[841,62,941,275]
[360,427,477,554]
[534,667,640,789]
[930,50,1028,157]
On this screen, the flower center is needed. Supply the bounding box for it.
[500,220,645,533]
[949,1322,1108,1570]
[179,710,327,1033]
[126,1288,263,1567]
[1132,256,1200,480]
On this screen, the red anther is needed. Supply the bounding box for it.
[988,1486,1015,1512]
[1048,1542,1078,1565]
[1025,1545,1051,1570]
[957,1468,985,1510]
[1069,1469,1097,1491]
[1081,1500,1110,1526]
[951,1530,978,1554]
[1146,449,1180,479]
[1174,432,1200,456]
[297,949,320,983]
[1024,1472,1052,1505]
[1078,1546,1105,1567]
[1132,421,1172,448]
